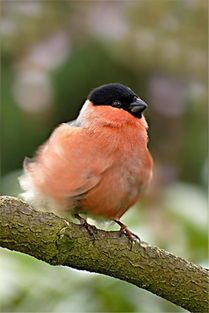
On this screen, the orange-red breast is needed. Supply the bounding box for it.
[20,83,153,240]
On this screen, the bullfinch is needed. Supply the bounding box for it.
[19,83,153,241]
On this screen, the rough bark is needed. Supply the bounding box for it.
[0,196,208,312]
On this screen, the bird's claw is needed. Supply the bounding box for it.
[119,227,140,242]
[74,214,97,239]
[114,219,140,248]
[80,220,97,238]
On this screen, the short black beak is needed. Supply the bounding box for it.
[130,98,148,116]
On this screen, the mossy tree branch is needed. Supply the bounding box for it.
[0,196,208,312]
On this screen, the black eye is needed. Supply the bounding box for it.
[112,100,121,108]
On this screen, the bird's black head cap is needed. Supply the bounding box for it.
[88,83,147,118]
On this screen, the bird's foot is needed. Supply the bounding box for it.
[74,214,97,238]
[114,219,140,243]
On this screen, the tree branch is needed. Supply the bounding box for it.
[0,196,208,312]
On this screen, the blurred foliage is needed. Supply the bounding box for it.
[1,1,208,312]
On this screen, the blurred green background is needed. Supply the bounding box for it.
[1,1,208,312]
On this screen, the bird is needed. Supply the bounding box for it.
[19,83,153,241]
